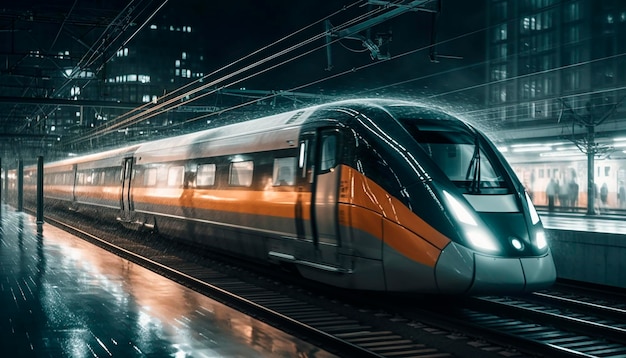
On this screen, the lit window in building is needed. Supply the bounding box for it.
[495,23,507,41]
[150,24,157,30]
[124,48,128,56]
[621,12,626,22]
[170,25,174,31]
[522,17,536,31]
[492,66,507,81]
[152,95,157,103]
[70,86,80,96]
[607,14,614,24]
[142,95,150,103]
[175,69,180,76]
[182,52,187,60]
[75,111,81,117]
[186,69,191,78]
[565,2,580,22]
[138,75,150,83]
[531,101,549,119]
[127,74,137,82]
[175,60,180,67]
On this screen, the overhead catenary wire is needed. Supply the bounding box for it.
[65,0,403,145]
[25,0,166,136]
[68,0,625,146]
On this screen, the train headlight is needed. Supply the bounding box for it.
[443,190,498,253]
[443,190,476,225]
[465,228,499,252]
[536,230,547,250]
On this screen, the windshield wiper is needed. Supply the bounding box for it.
[465,134,481,193]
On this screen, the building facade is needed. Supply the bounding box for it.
[486,0,626,212]
[486,0,626,144]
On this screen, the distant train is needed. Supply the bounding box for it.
[8,99,556,294]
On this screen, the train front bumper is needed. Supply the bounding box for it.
[435,242,557,294]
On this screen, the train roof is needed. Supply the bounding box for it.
[134,105,320,164]
[44,144,142,171]
[132,98,427,164]
[43,98,464,167]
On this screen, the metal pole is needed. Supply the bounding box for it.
[3,164,7,204]
[17,159,23,212]
[3,165,7,204]
[37,156,44,224]
[0,157,2,204]
[587,123,595,215]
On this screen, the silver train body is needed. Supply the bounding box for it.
[13,99,557,294]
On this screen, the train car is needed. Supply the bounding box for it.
[16,99,556,294]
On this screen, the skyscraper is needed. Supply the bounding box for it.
[485,0,626,144]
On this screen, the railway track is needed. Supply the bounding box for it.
[37,209,626,358]
[37,211,466,357]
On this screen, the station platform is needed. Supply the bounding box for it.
[540,210,626,234]
[0,204,335,357]
[539,211,626,290]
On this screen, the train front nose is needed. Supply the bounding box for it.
[435,242,557,294]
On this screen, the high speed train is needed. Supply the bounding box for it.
[12,98,556,294]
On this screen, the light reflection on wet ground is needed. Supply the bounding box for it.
[0,205,336,357]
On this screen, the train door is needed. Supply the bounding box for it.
[120,157,133,221]
[71,164,78,204]
[296,128,340,247]
[296,133,316,242]
[313,129,341,247]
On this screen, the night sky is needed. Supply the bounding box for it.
[1,0,487,107]
[176,0,487,107]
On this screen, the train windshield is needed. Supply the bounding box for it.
[392,107,510,194]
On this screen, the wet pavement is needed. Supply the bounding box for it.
[0,204,336,357]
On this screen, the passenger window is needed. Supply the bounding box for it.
[197,163,216,186]
[229,161,254,187]
[144,168,157,186]
[320,134,337,172]
[273,157,296,186]
[167,166,185,187]
[298,141,307,171]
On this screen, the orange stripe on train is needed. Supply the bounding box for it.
[341,166,451,250]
